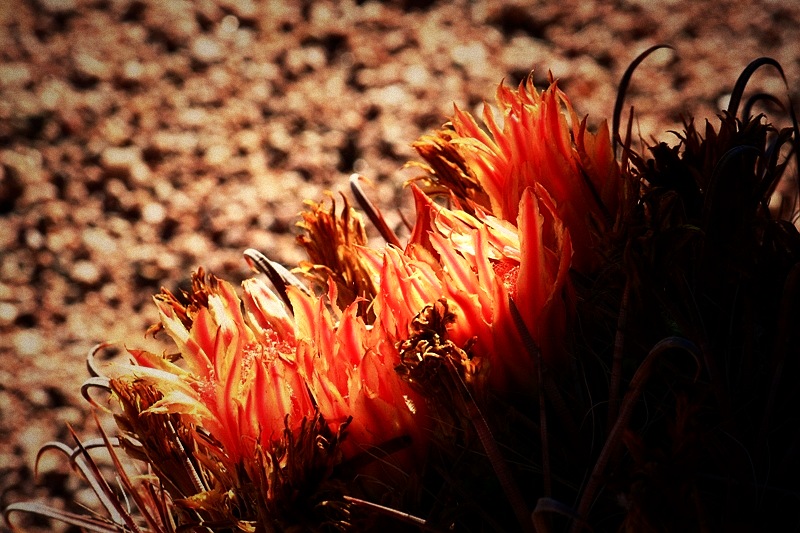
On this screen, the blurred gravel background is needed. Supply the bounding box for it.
[1,0,799,530]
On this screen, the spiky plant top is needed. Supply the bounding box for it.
[6,50,800,532]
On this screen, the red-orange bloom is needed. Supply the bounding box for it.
[371,184,572,392]
[120,272,426,472]
[290,281,427,461]
[413,76,619,273]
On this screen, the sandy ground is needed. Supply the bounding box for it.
[1,0,799,530]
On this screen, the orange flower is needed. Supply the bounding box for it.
[122,274,310,465]
[289,280,427,462]
[372,184,572,392]
[412,75,619,273]
[118,270,426,479]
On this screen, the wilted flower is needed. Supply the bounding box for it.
[296,194,378,313]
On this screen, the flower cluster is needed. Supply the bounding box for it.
[95,75,615,531]
[8,58,800,532]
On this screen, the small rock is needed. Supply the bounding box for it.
[100,282,119,302]
[82,227,118,256]
[220,0,257,20]
[46,227,78,253]
[151,131,199,154]
[191,35,225,64]
[174,232,211,258]
[177,107,209,128]
[13,329,45,357]
[100,146,150,183]
[71,260,102,285]
[0,302,18,325]
[502,36,552,75]
[38,0,77,14]
[149,1,197,41]
[56,405,84,426]
[141,202,166,224]
[268,125,293,151]
[450,41,489,76]
[218,14,240,38]
[18,422,54,470]
[403,64,429,87]
[24,229,44,249]
[376,84,409,108]
[204,144,232,166]
[0,63,32,87]
[237,130,261,153]
[248,151,267,174]
[2,148,44,183]
[73,52,112,81]
[21,181,57,205]
[129,160,151,184]
[156,251,179,270]
[284,46,327,75]
[73,487,102,513]
[27,387,50,408]
[120,60,145,84]
[100,116,131,146]
[101,145,142,171]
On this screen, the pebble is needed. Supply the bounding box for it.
[26,387,50,408]
[24,229,44,249]
[13,329,45,357]
[46,227,78,253]
[403,64,430,87]
[376,84,410,108]
[204,144,232,166]
[218,14,240,37]
[73,52,112,81]
[100,116,131,146]
[0,302,18,325]
[173,232,212,258]
[284,46,327,75]
[22,182,57,206]
[71,260,102,285]
[0,221,17,249]
[38,0,77,14]
[151,131,199,154]
[149,1,197,41]
[450,41,489,77]
[100,146,151,183]
[178,107,209,128]
[141,202,166,224]
[100,145,141,170]
[0,63,32,87]
[121,60,145,83]
[36,79,69,111]
[2,148,44,183]
[82,227,118,256]
[191,35,225,64]
[237,129,261,152]
[73,488,102,515]
[219,0,257,20]
[17,423,54,471]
